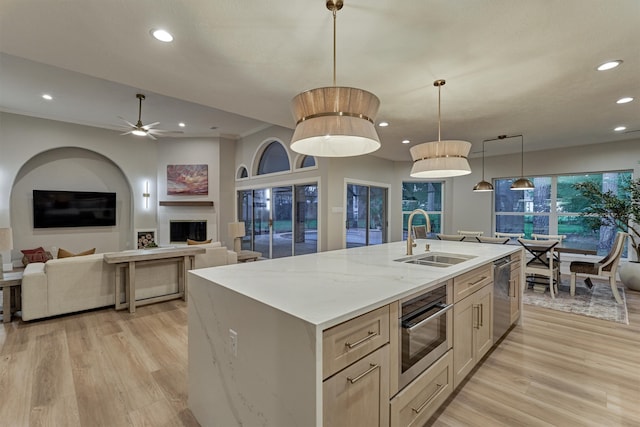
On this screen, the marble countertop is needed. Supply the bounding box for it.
[189,240,521,329]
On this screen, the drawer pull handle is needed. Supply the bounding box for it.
[479,303,484,327]
[412,383,443,414]
[468,276,487,286]
[345,331,377,349]
[347,363,379,384]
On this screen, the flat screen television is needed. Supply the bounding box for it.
[33,190,116,228]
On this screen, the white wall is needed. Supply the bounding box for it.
[10,147,131,255]
[156,138,222,245]
[0,113,158,264]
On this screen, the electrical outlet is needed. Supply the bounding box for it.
[229,329,238,357]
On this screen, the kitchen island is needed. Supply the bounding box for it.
[188,240,523,427]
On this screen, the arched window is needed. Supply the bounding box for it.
[257,141,290,175]
[300,155,316,168]
[237,166,248,179]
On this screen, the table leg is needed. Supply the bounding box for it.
[128,261,136,313]
[115,265,122,310]
[2,285,10,323]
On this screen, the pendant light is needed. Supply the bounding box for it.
[290,0,381,157]
[472,138,494,192]
[410,80,472,178]
[510,134,534,190]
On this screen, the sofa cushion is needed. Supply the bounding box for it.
[21,247,53,265]
[58,247,97,258]
[187,238,213,245]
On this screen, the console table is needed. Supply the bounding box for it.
[104,246,205,313]
[1,271,23,323]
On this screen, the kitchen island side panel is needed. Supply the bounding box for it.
[188,273,320,427]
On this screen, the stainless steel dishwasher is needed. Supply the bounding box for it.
[493,255,515,342]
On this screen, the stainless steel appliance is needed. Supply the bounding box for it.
[493,255,515,342]
[398,281,452,390]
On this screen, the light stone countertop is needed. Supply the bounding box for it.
[189,240,521,330]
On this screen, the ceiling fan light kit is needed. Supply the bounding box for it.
[290,0,381,157]
[410,79,472,178]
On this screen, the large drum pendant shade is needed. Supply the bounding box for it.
[290,86,381,157]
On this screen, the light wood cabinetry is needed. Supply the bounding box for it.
[323,344,390,427]
[389,350,453,427]
[323,305,390,379]
[452,263,493,303]
[452,281,493,389]
[323,305,391,427]
[509,251,522,324]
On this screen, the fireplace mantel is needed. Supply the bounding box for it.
[159,201,214,207]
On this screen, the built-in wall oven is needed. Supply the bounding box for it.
[398,281,453,390]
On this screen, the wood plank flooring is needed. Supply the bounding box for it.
[1,287,639,426]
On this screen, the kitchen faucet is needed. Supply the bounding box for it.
[406,208,431,255]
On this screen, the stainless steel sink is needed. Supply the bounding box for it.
[394,252,476,268]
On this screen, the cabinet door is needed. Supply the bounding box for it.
[509,265,522,324]
[452,293,475,389]
[323,344,390,427]
[474,283,494,360]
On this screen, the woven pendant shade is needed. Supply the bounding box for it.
[410,140,472,178]
[290,86,380,157]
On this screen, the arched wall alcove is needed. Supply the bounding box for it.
[10,147,132,259]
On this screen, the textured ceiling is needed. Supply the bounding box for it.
[1,0,638,161]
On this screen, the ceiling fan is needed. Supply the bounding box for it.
[119,93,182,140]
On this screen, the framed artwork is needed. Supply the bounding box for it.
[167,164,208,195]
[136,229,158,249]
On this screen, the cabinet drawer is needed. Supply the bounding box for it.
[453,263,493,302]
[390,350,453,427]
[323,344,390,427]
[323,305,390,379]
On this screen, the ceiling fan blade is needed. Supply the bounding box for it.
[147,132,157,141]
[142,122,160,130]
[149,129,184,135]
[117,116,137,128]
[120,130,133,136]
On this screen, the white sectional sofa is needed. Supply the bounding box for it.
[21,243,236,321]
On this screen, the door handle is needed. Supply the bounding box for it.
[268,218,273,227]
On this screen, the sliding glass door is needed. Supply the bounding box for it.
[237,183,317,258]
[346,183,388,248]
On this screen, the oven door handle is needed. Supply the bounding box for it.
[402,303,452,333]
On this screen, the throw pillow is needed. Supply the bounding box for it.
[187,239,212,245]
[57,247,96,258]
[21,247,53,265]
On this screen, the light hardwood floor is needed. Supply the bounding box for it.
[1,286,639,427]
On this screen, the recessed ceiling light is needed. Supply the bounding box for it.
[150,29,173,42]
[378,121,389,127]
[178,122,186,127]
[42,94,53,100]
[402,139,410,144]
[597,60,622,71]
[617,97,634,104]
[614,126,627,132]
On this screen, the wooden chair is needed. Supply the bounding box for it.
[518,238,561,298]
[476,236,509,244]
[569,232,628,304]
[437,234,465,241]
[495,232,524,239]
[412,225,428,239]
[532,234,567,243]
[457,230,483,237]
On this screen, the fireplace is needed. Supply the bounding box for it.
[170,220,207,243]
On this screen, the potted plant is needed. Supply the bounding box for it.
[573,176,640,290]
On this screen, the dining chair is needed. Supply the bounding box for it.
[476,236,509,244]
[495,232,524,239]
[437,234,465,241]
[457,230,483,237]
[412,225,428,239]
[569,231,628,304]
[532,234,567,243]
[518,238,561,298]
